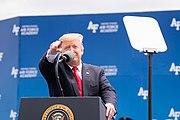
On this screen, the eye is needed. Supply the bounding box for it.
[72,45,78,49]
[64,46,71,50]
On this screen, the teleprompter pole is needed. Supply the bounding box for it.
[148,52,153,120]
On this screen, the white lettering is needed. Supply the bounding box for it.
[19,67,38,78]
[20,25,39,35]
[99,22,119,33]
[100,65,118,76]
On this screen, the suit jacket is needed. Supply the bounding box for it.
[39,54,117,105]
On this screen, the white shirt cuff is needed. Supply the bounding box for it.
[46,51,59,63]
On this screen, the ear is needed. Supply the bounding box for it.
[81,44,84,55]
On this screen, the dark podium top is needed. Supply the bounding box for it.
[18,96,107,120]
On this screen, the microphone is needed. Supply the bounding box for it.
[59,51,74,63]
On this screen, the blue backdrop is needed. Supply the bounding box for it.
[0,10,180,120]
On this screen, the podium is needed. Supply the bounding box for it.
[18,97,107,120]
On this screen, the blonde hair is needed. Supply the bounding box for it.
[59,33,83,43]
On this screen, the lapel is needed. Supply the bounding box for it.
[82,63,91,96]
[71,80,80,96]
[64,63,80,96]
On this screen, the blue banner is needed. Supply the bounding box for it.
[0,10,180,120]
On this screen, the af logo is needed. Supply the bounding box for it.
[169,62,180,75]
[9,109,17,120]
[137,87,148,100]
[168,108,180,120]
[11,66,19,78]
[170,18,180,30]
[42,104,74,120]
[0,52,3,62]
[87,21,99,33]
[12,24,20,36]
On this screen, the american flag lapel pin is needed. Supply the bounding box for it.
[86,71,89,75]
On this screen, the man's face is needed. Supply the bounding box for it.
[61,39,84,66]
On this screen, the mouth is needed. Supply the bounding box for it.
[73,53,77,57]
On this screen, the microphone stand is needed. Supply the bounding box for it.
[54,51,74,96]
[55,54,64,96]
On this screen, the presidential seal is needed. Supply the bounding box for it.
[41,104,74,120]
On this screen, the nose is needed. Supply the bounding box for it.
[69,46,75,52]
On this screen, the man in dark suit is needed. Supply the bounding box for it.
[39,33,117,120]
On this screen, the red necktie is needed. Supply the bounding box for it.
[72,67,82,96]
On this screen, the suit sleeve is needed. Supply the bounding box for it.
[38,53,56,84]
[99,68,117,106]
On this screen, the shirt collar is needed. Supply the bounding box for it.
[68,62,82,72]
